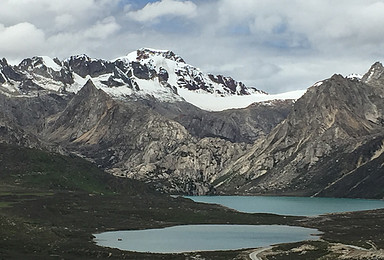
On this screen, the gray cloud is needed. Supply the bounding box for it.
[0,0,383,93]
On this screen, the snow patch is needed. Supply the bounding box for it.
[1,82,19,94]
[40,56,62,71]
[126,50,138,62]
[178,89,306,111]
[33,75,64,92]
[141,47,171,53]
[313,81,323,87]
[347,73,362,80]
[134,77,182,102]
[102,85,133,98]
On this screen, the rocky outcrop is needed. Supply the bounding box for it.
[0,120,41,149]
[0,90,72,157]
[19,57,74,85]
[136,48,185,63]
[362,62,384,89]
[217,68,384,198]
[140,99,293,143]
[41,80,249,194]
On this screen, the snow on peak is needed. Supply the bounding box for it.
[65,54,93,63]
[362,62,384,83]
[113,48,255,97]
[2,49,310,111]
[346,73,362,80]
[18,56,62,72]
[312,81,324,87]
[125,48,186,64]
[40,56,62,71]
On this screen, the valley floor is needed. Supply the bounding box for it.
[1,183,384,259]
[0,144,383,259]
[0,183,297,259]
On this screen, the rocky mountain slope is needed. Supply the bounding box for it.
[38,80,248,194]
[0,48,293,142]
[0,49,296,194]
[135,98,293,143]
[216,62,384,198]
[3,48,383,198]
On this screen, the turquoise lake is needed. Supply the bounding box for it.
[185,196,384,216]
[94,225,320,253]
[94,196,384,253]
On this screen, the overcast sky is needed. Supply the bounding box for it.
[1,0,383,93]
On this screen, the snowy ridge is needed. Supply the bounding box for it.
[40,56,62,71]
[1,48,306,110]
[178,88,306,111]
[346,73,363,80]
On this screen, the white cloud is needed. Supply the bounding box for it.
[0,23,45,56]
[127,0,197,23]
[0,0,120,33]
[83,17,120,40]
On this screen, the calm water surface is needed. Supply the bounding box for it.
[94,225,320,253]
[94,196,384,253]
[185,196,384,216]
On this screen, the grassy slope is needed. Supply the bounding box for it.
[0,143,154,194]
[0,144,298,259]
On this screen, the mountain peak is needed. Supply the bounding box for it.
[372,61,383,68]
[74,79,112,104]
[66,54,92,62]
[362,61,384,88]
[0,58,9,67]
[0,49,284,110]
[330,74,345,81]
[80,79,99,94]
[129,48,186,63]
[19,56,63,72]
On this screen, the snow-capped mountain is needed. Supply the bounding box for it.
[2,49,384,197]
[0,48,304,111]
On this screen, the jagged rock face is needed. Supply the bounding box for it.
[0,120,41,149]
[217,70,384,198]
[0,59,29,93]
[41,81,248,195]
[131,61,157,80]
[0,90,72,153]
[207,74,262,95]
[141,99,293,143]
[0,58,24,83]
[362,62,384,88]
[19,57,74,85]
[0,48,264,102]
[0,91,71,131]
[130,48,262,96]
[64,55,114,78]
[136,48,185,63]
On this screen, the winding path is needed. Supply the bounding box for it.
[249,247,272,260]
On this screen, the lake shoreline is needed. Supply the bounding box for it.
[94,224,321,253]
[2,185,384,259]
[185,195,384,216]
